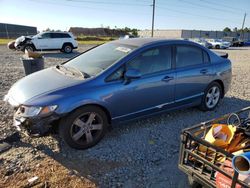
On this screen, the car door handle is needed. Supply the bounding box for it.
[162,76,174,82]
[200,69,208,74]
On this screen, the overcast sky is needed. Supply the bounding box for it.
[0,0,249,32]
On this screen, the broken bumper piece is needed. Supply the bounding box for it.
[13,113,60,136]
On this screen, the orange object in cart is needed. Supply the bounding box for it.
[199,124,236,152]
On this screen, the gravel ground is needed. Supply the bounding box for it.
[0,45,250,188]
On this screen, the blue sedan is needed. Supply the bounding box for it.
[4,38,232,149]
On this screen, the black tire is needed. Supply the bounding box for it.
[62,44,73,53]
[215,45,220,49]
[188,176,203,188]
[199,82,222,111]
[59,106,108,149]
[23,45,35,52]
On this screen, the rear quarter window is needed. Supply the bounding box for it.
[203,50,210,63]
[61,33,71,38]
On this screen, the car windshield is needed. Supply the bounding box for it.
[65,43,136,76]
[215,39,223,42]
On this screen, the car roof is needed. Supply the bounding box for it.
[42,31,70,34]
[111,38,195,47]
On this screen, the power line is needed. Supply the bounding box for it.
[65,0,150,7]
[156,6,240,24]
[27,0,247,30]
[178,0,242,14]
[30,0,151,15]
[199,0,248,13]
[155,1,244,19]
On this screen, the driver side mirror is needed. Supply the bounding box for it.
[124,69,141,84]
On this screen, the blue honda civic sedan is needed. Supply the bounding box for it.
[4,38,232,149]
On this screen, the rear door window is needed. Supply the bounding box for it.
[51,33,61,38]
[175,45,203,68]
[51,33,71,38]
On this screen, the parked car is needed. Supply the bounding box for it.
[244,41,250,46]
[189,38,212,48]
[119,35,136,40]
[14,32,78,53]
[223,37,244,47]
[4,38,232,149]
[206,39,231,49]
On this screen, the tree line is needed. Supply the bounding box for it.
[223,27,250,33]
[42,27,139,36]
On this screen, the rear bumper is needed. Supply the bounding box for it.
[13,112,61,136]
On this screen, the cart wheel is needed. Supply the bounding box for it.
[188,176,202,188]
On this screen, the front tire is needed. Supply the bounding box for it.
[199,82,222,111]
[59,106,108,149]
[215,45,220,49]
[23,45,35,52]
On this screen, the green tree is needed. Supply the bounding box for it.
[124,27,131,33]
[243,27,250,32]
[223,27,231,32]
[131,29,139,36]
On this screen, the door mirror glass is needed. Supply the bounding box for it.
[124,69,141,80]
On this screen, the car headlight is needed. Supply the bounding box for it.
[17,105,57,117]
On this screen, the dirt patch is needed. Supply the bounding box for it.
[0,156,96,188]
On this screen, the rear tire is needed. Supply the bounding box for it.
[59,106,108,149]
[199,82,222,111]
[62,44,73,53]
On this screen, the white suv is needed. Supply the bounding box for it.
[15,32,78,53]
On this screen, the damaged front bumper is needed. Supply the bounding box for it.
[13,112,60,136]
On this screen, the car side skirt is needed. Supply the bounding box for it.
[112,92,204,123]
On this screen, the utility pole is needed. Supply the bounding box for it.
[151,0,155,37]
[240,13,247,41]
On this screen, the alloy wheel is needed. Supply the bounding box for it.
[64,46,72,53]
[70,112,103,145]
[25,46,34,52]
[205,86,220,109]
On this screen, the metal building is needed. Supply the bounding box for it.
[0,23,37,38]
[138,29,250,41]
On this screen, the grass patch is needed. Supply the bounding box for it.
[76,36,117,45]
[0,38,14,45]
[77,40,107,45]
